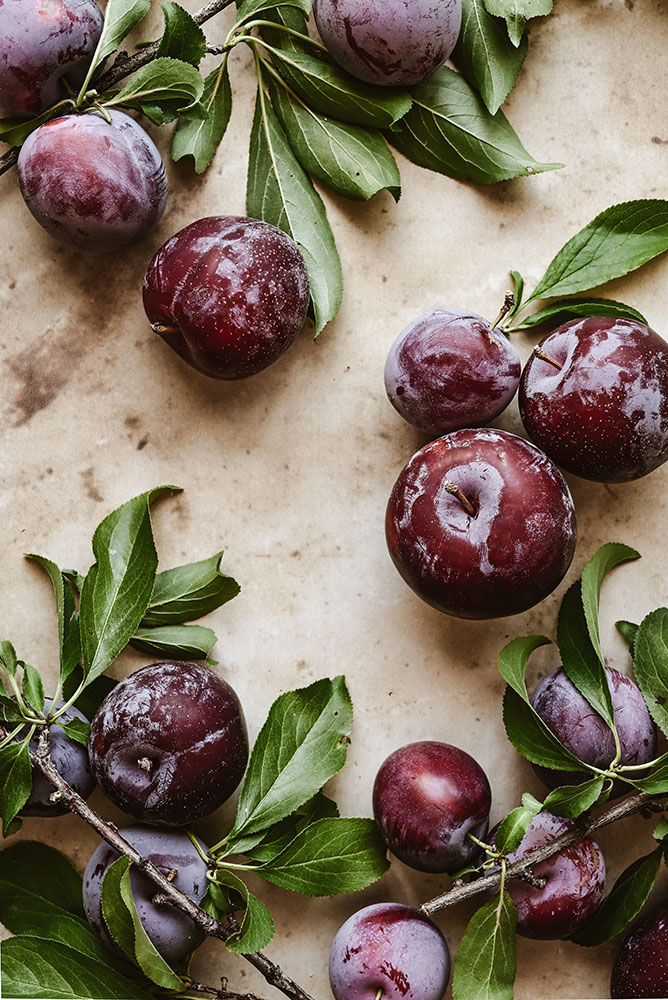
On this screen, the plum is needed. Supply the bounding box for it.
[384,309,521,435]
[611,903,668,998]
[88,662,248,827]
[329,903,450,1000]
[373,741,491,873]
[531,666,656,793]
[142,216,310,380]
[17,110,167,253]
[0,0,103,118]
[22,700,95,816]
[519,317,668,482]
[501,812,605,940]
[385,428,576,619]
[313,0,461,87]
[83,825,209,966]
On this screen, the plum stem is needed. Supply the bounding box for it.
[374,990,384,1000]
[152,322,180,336]
[490,291,515,331]
[533,348,563,371]
[443,481,476,517]
[137,756,154,771]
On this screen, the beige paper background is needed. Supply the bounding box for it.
[2,0,668,996]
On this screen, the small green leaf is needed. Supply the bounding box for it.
[142,550,239,626]
[452,890,517,1000]
[512,298,647,330]
[0,740,32,837]
[208,869,275,954]
[130,623,217,660]
[529,200,668,302]
[171,61,233,173]
[653,817,668,841]
[581,543,640,667]
[627,608,668,739]
[156,2,206,65]
[83,0,152,87]
[616,620,639,652]
[27,555,81,684]
[389,67,561,184]
[0,695,27,724]
[58,718,91,747]
[542,777,605,819]
[557,581,615,730]
[0,642,18,679]
[484,0,552,47]
[257,817,389,896]
[631,762,668,795]
[571,848,661,946]
[494,806,533,854]
[509,270,524,314]
[21,664,45,715]
[104,57,204,121]
[453,0,528,114]
[498,634,551,697]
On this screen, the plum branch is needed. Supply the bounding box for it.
[421,790,664,917]
[5,725,316,1000]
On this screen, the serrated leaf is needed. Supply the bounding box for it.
[267,77,400,202]
[0,641,18,679]
[156,2,206,65]
[571,848,661,946]
[581,543,640,666]
[453,0,528,114]
[79,487,177,683]
[229,676,352,839]
[494,806,533,854]
[58,718,91,747]
[503,687,588,771]
[0,695,27,725]
[0,740,32,836]
[27,555,81,684]
[633,608,668,739]
[452,890,517,1000]
[235,0,310,25]
[543,777,605,819]
[617,620,639,652]
[171,61,233,173]
[513,297,647,329]
[208,869,275,954]
[21,664,44,715]
[257,817,389,895]
[529,200,668,302]
[130,623,217,659]
[83,0,152,89]
[247,86,342,335]
[240,792,339,863]
[498,634,551,697]
[557,581,615,730]
[104,57,204,120]
[484,0,552,47]
[389,67,561,184]
[142,550,239,626]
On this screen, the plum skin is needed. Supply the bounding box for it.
[373,741,491,874]
[17,110,167,253]
[519,316,668,482]
[329,903,450,1000]
[143,216,310,381]
[501,813,606,940]
[88,661,248,827]
[384,309,521,435]
[611,903,668,998]
[0,0,103,118]
[21,699,95,816]
[385,428,577,620]
[83,825,209,966]
[313,0,461,87]
[531,666,657,794]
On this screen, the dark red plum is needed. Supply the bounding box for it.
[83,825,209,966]
[17,110,167,253]
[313,0,461,87]
[329,903,450,1000]
[611,903,668,998]
[0,0,103,117]
[88,662,248,826]
[373,741,491,873]
[384,309,521,435]
[531,666,656,793]
[385,428,576,619]
[143,216,310,380]
[519,317,668,482]
[501,812,605,940]
[21,699,95,816]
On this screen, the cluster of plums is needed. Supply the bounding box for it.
[330,664,663,1000]
[26,661,249,967]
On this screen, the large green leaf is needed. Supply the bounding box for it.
[235,0,310,25]
[581,544,640,667]
[634,608,668,739]
[104,57,204,123]
[172,61,233,173]
[142,551,239,626]
[557,581,615,731]
[241,792,339,863]
[80,0,152,95]
[542,777,605,819]
[453,0,528,114]
[130,623,217,660]
[452,891,517,1000]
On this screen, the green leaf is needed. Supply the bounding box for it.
[543,777,605,819]
[62,669,117,720]
[142,550,239,626]
[267,77,401,203]
[247,86,342,335]
[494,806,533,854]
[452,890,517,1000]
[581,543,640,667]
[26,555,81,683]
[557,581,615,730]
[171,61,233,173]
[0,104,73,146]
[0,641,18,678]
[268,47,412,129]
[631,762,668,795]
[240,792,339,863]
[633,608,668,739]
[79,487,176,683]
[484,0,552,47]
[617,620,639,652]
[653,817,668,841]
[85,0,152,83]
[58,718,91,747]
[498,634,551,696]
[453,0,528,114]
[0,937,154,1000]
[257,817,389,896]
[230,676,352,839]
[529,200,668,302]
[21,664,45,715]
[0,695,27,724]
[208,869,275,954]
[235,0,310,25]
[389,67,561,184]
[0,740,32,836]
[130,623,217,660]
[156,1,206,65]
[512,297,647,329]
[509,270,524,314]
[571,848,661,946]
[104,57,204,121]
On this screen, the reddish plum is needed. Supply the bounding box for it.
[519,317,668,482]
[313,0,461,87]
[373,741,491,873]
[531,666,656,793]
[143,216,310,380]
[17,110,167,253]
[501,812,605,940]
[88,661,248,826]
[22,700,94,816]
[0,0,103,117]
[385,428,576,619]
[384,309,521,435]
[83,825,209,966]
[329,903,450,1000]
[611,903,668,998]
